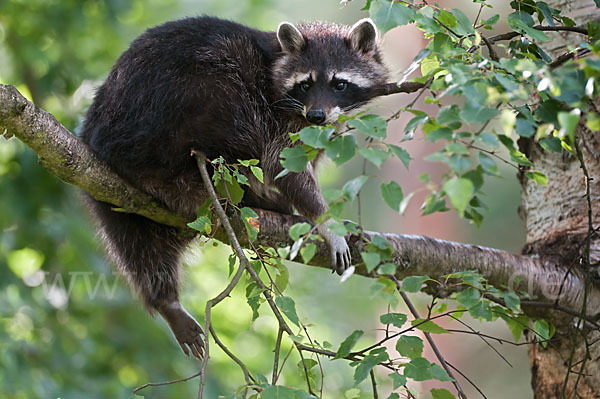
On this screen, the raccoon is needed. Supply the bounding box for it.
[81,16,389,358]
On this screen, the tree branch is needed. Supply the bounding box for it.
[367,81,426,100]
[488,25,588,44]
[1,83,599,320]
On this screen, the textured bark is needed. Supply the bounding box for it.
[0,84,189,230]
[521,1,600,397]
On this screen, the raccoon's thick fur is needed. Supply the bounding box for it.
[81,16,388,358]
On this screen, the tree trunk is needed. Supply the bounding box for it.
[523,1,600,397]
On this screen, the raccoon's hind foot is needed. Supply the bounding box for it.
[317,220,352,275]
[157,301,205,359]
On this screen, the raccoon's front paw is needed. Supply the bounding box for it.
[158,301,205,359]
[327,234,352,275]
[317,220,352,275]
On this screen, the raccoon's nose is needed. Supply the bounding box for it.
[306,109,326,125]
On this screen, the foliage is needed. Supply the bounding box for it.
[185,0,600,397]
[1,0,598,398]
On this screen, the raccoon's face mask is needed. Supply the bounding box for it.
[273,18,389,126]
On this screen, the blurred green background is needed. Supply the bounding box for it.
[0,0,530,397]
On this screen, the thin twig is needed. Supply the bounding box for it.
[195,152,317,396]
[370,369,379,399]
[195,152,253,398]
[549,48,591,69]
[272,327,284,384]
[209,325,256,386]
[447,362,489,399]
[480,35,499,62]
[488,25,588,44]
[568,139,595,397]
[132,372,202,395]
[394,281,467,399]
[447,315,513,367]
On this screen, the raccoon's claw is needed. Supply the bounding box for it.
[158,301,205,359]
[330,239,352,275]
[317,220,352,275]
[175,317,205,359]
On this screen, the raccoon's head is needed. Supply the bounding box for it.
[273,18,389,126]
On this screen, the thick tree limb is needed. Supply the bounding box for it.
[0,84,188,230]
[1,83,599,319]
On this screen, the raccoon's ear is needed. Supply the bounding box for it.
[277,22,305,54]
[348,18,379,54]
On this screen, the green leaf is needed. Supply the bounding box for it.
[240,207,259,242]
[431,364,453,381]
[557,110,580,143]
[516,118,536,138]
[381,181,404,212]
[432,32,453,54]
[299,126,334,148]
[347,114,387,138]
[280,147,308,173]
[525,170,548,186]
[400,275,429,293]
[478,153,498,176]
[353,348,389,385]
[289,222,311,241]
[443,177,474,216]
[426,127,453,142]
[335,330,364,359]
[250,166,264,183]
[216,176,245,205]
[476,132,499,149]
[535,99,561,124]
[403,357,433,381]
[395,335,423,359]
[437,105,461,126]
[343,175,369,201]
[361,252,381,272]
[431,388,456,399]
[404,114,429,134]
[508,11,551,41]
[503,292,521,312]
[459,101,499,124]
[389,372,408,390]
[482,14,500,28]
[388,144,412,169]
[412,319,450,334]
[539,137,562,153]
[275,296,300,327]
[533,319,552,347]
[451,8,475,35]
[456,287,481,308]
[380,313,408,328]
[261,385,298,399]
[359,147,389,168]
[536,2,555,26]
[325,134,356,165]
[378,263,397,275]
[187,216,212,235]
[586,113,600,132]
[301,243,317,264]
[469,300,493,321]
[370,0,416,33]
[328,220,348,236]
[507,315,529,342]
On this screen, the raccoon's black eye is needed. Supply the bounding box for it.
[300,82,311,92]
[335,81,347,91]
